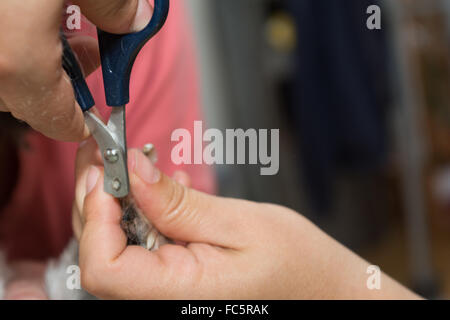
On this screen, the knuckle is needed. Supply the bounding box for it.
[162,182,192,227]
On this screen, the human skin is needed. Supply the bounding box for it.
[2,154,190,300]
[73,140,421,300]
[0,0,153,142]
[0,0,419,301]
[0,0,153,300]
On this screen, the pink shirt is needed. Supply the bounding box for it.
[0,1,215,261]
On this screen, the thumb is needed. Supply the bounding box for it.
[73,0,153,34]
[128,150,252,249]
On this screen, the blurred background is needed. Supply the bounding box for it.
[184,0,450,298]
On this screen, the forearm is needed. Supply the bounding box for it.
[292,216,421,300]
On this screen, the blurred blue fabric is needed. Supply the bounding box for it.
[287,0,391,215]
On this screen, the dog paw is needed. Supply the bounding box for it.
[120,143,170,250]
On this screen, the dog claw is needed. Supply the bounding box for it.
[143,143,158,164]
[145,228,158,250]
[120,144,170,250]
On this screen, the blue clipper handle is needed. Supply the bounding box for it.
[98,0,170,107]
[61,34,95,112]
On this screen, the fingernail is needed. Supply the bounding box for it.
[86,166,100,195]
[79,140,88,148]
[133,150,161,184]
[79,136,93,149]
[131,0,153,32]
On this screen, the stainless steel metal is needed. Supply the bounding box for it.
[104,149,119,163]
[112,178,122,191]
[84,106,129,198]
